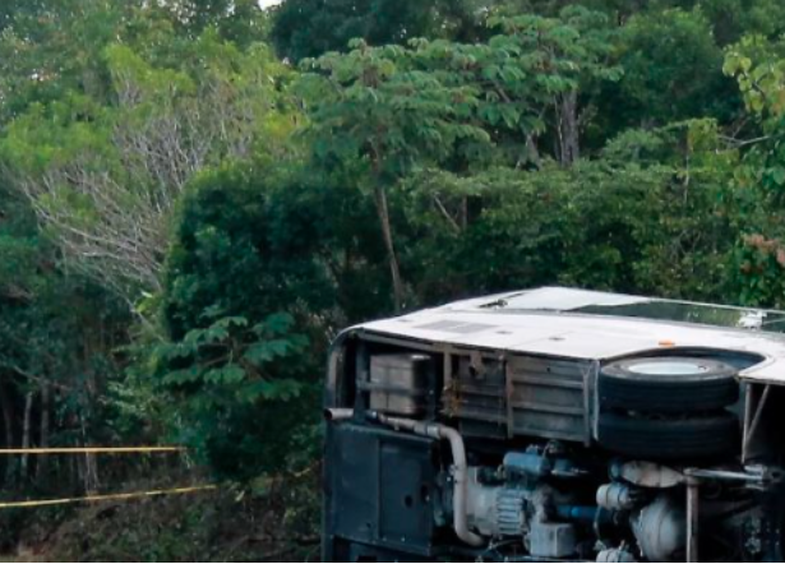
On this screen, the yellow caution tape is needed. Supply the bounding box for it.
[0,485,217,509]
[0,446,186,455]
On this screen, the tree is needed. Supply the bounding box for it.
[1,0,784,536]
[479,7,621,165]
[270,0,484,63]
[595,8,738,140]
[723,36,785,307]
[0,0,49,33]
[0,178,131,489]
[158,164,336,478]
[691,0,785,46]
[1,32,297,299]
[399,121,740,304]
[300,40,490,310]
[148,0,269,45]
[0,0,141,123]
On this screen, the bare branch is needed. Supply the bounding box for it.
[7,55,284,301]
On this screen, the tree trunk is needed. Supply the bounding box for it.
[0,380,16,484]
[80,416,99,494]
[373,184,405,312]
[20,391,34,482]
[36,381,51,485]
[0,382,14,449]
[557,91,580,167]
[524,133,541,168]
[85,453,99,494]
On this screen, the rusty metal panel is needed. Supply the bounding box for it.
[443,354,507,439]
[441,352,591,443]
[507,356,591,443]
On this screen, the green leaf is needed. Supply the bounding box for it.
[163,366,202,385]
[244,379,302,402]
[770,167,785,186]
[205,364,246,384]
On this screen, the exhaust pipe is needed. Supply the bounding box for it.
[324,408,354,422]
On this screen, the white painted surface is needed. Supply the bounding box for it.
[354,287,785,385]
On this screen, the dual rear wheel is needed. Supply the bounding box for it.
[597,357,740,460]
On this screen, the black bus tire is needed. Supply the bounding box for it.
[599,357,739,414]
[597,411,739,460]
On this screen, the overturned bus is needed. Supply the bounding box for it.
[323,287,785,562]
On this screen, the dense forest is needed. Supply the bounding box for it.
[2,0,785,559]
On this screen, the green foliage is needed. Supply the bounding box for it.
[0,181,132,491]
[721,36,785,307]
[0,0,132,121]
[4,5,785,552]
[153,0,269,45]
[1,27,297,295]
[300,40,489,179]
[298,9,621,307]
[594,7,739,143]
[735,235,785,308]
[158,164,338,478]
[399,123,741,304]
[271,0,483,63]
[154,310,315,479]
[480,7,622,160]
[694,0,785,45]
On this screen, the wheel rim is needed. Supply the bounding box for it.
[627,360,710,376]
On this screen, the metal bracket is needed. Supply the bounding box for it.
[743,383,771,462]
[686,475,700,563]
